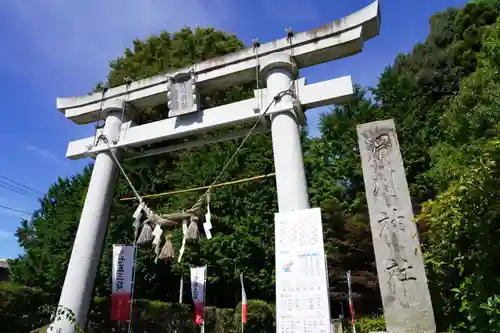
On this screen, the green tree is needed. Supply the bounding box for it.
[9,168,92,298]
[417,14,500,332]
[417,135,500,331]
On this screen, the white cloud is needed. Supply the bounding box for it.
[26,145,68,166]
[0,0,236,94]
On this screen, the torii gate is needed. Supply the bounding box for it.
[51,2,380,332]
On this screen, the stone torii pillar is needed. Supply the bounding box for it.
[262,53,309,211]
[51,2,380,331]
[51,100,127,332]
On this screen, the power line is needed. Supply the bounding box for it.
[0,204,33,216]
[0,180,38,198]
[0,174,44,196]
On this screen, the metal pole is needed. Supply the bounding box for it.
[347,271,356,333]
[201,266,207,333]
[179,276,184,304]
[261,53,310,212]
[50,101,125,333]
[127,244,138,333]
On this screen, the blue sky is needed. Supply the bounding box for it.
[0,0,468,258]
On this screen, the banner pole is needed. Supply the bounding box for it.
[240,273,246,333]
[202,266,207,333]
[127,244,138,333]
[346,271,356,333]
[179,275,184,304]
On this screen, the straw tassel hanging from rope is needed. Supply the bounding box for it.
[130,193,212,264]
[186,216,199,240]
[158,232,176,260]
[137,219,153,245]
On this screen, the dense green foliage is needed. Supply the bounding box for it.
[0,281,375,333]
[9,168,92,297]
[6,0,500,332]
[87,299,274,333]
[0,282,55,332]
[345,315,386,333]
[416,15,500,331]
[0,282,271,333]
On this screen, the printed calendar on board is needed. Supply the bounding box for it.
[275,208,332,333]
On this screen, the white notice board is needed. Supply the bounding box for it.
[275,208,332,333]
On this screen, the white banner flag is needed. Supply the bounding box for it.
[190,266,207,325]
[346,270,356,331]
[346,271,352,297]
[240,273,248,323]
[111,245,135,321]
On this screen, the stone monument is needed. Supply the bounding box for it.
[356,119,436,333]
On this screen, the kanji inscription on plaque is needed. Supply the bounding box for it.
[166,70,199,117]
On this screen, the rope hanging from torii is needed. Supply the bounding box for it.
[97,85,297,263]
[100,135,209,263]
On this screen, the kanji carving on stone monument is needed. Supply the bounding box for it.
[358,119,436,332]
[364,128,416,308]
[364,131,397,206]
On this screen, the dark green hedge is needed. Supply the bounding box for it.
[0,282,54,332]
[1,283,382,333]
[0,282,275,333]
[87,298,273,333]
[344,315,386,333]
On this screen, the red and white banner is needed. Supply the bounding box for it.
[111,245,135,322]
[346,270,356,333]
[190,266,207,325]
[240,273,248,323]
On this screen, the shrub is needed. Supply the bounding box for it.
[4,291,275,333]
[234,300,275,333]
[345,315,386,333]
[87,298,273,333]
[0,282,53,332]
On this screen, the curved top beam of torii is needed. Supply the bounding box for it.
[57,1,380,125]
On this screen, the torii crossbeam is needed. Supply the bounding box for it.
[51,2,380,332]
